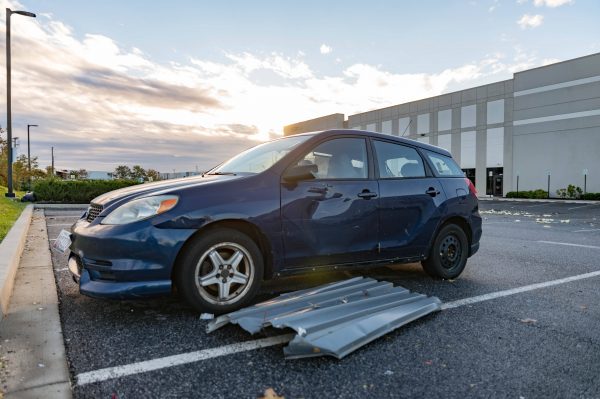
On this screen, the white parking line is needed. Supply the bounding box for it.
[572,228,600,233]
[567,203,598,211]
[76,334,295,386]
[75,269,600,386]
[537,240,600,250]
[441,270,600,309]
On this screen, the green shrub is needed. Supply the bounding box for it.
[505,189,548,199]
[33,179,139,203]
[556,184,583,199]
[581,192,600,201]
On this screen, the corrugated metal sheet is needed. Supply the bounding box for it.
[207,277,441,359]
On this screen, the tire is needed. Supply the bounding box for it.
[421,224,469,279]
[175,228,264,314]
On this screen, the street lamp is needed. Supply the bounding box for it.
[5,8,36,198]
[27,124,38,189]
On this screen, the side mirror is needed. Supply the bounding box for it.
[283,164,318,182]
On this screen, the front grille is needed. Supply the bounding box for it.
[86,203,103,222]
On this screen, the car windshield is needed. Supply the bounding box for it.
[209,135,312,174]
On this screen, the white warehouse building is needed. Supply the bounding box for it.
[284,52,600,197]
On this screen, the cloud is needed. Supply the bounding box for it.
[533,0,573,7]
[0,0,554,173]
[517,14,544,28]
[489,0,500,12]
[319,44,332,55]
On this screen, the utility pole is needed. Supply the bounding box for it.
[5,7,36,198]
[51,146,54,178]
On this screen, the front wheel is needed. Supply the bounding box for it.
[176,228,264,314]
[421,224,468,279]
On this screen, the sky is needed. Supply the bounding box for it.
[0,0,599,172]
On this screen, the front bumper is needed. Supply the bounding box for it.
[68,217,196,299]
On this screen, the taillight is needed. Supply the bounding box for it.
[465,177,477,196]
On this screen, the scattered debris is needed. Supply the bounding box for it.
[208,277,441,359]
[260,388,284,399]
[384,370,394,376]
[519,318,537,325]
[199,313,214,320]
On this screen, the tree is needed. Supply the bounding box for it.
[113,165,132,180]
[131,165,146,181]
[71,169,88,179]
[146,169,161,182]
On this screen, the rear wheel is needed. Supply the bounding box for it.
[421,224,468,279]
[176,228,263,314]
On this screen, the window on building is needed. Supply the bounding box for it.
[381,120,392,135]
[417,113,430,134]
[366,123,376,131]
[461,105,476,128]
[417,136,430,144]
[486,127,504,167]
[373,140,426,179]
[398,117,410,136]
[460,131,476,168]
[487,99,504,125]
[437,134,451,152]
[438,109,452,131]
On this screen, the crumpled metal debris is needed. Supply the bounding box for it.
[207,277,441,359]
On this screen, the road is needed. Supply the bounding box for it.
[45,200,600,398]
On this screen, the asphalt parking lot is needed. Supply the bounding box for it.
[45,200,600,398]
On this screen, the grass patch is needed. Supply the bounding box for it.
[0,186,27,243]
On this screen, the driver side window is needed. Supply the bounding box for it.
[297,138,368,179]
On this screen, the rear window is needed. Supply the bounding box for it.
[425,151,464,177]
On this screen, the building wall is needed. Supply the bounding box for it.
[512,53,600,194]
[284,113,346,136]
[283,52,600,196]
[345,80,513,194]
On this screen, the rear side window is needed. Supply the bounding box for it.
[373,140,426,179]
[425,151,464,177]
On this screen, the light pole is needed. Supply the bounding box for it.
[5,8,36,198]
[27,124,37,189]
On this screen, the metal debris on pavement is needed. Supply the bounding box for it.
[207,277,441,359]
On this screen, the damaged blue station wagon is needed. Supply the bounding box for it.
[68,130,481,313]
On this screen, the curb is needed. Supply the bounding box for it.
[0,209,72,398]
[35,203,88,210]
[478,197,600,205]
[0,204,34,319]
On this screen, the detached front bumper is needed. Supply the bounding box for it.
[68,217,196,299]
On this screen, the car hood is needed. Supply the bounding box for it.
[92,174,243,207]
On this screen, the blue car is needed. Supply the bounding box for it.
[69,130,481,313]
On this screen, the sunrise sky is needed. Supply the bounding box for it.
[1,0,599,172]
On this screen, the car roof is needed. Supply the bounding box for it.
[294,129,453,157]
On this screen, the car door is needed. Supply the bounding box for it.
[280,137,379,269]
[372,139,446,259]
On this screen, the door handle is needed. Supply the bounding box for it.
[426,187,440,197]
[357,190,378,199]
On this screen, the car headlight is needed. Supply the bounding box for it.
[101,195,179,225]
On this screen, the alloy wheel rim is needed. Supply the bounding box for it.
[439,234,462,269]
[194,242,255,305]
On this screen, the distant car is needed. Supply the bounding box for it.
[68,130,481,313]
